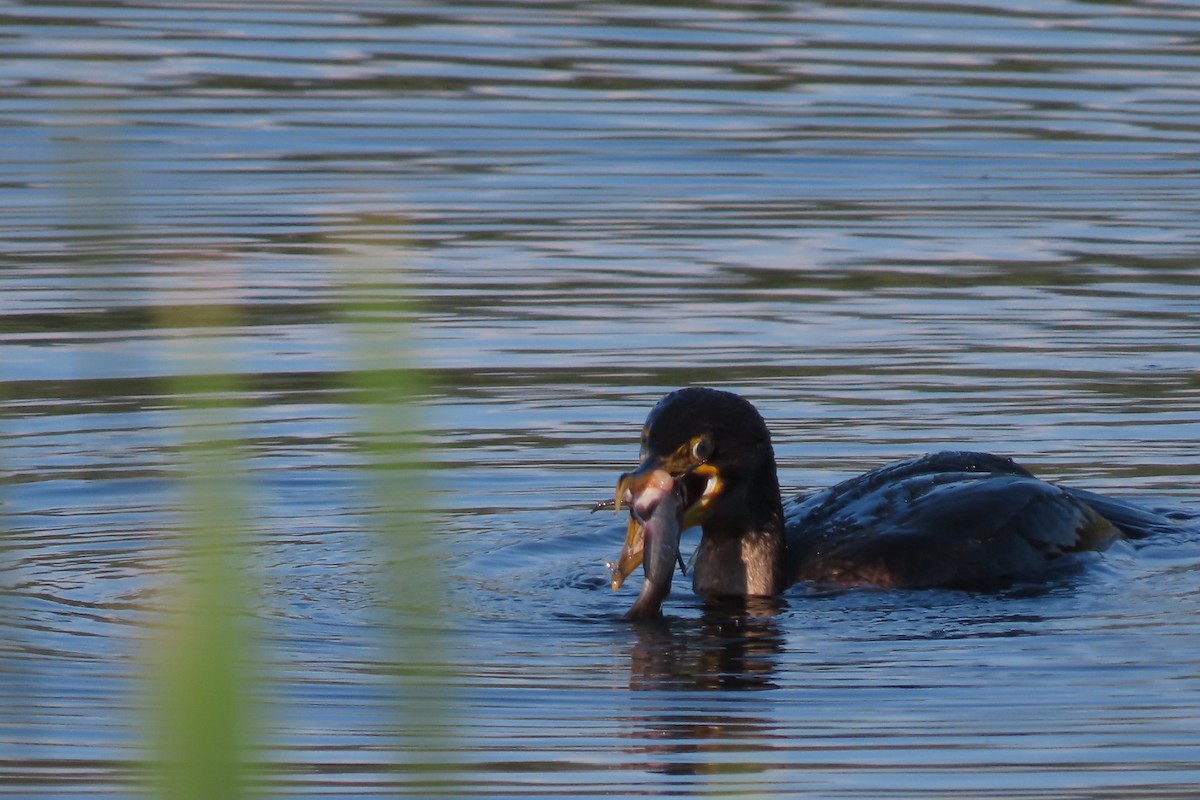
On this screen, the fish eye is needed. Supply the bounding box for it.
[691,436,713,462]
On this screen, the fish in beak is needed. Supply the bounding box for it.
[610,451,725,618]
[611,466,682,618]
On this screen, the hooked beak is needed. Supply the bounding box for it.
[610,455,724,591]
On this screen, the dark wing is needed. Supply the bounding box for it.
[784,451,1119,589]
[1061,486,1191,541]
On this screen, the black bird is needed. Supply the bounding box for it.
[611,387,1177,618]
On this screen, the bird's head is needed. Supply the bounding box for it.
[611,387,778,594]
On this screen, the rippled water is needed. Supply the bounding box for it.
[4,1,1200,797]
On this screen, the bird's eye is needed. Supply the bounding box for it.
[691,436,713,462]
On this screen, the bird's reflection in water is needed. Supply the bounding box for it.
[622,598,787,776]
[628,597,786,692]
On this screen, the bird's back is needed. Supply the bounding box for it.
[783,451,1122,589]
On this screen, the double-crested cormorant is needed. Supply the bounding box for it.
[611,387,1175,618]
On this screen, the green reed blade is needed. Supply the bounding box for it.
[147,304,254,800]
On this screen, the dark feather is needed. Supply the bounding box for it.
[784,452,1120,588]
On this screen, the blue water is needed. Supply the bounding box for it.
[3,1,1200,797]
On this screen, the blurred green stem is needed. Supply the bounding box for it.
[337,246,456,775]
[149,309,252,800]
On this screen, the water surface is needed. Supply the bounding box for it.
[3,1,1200,797]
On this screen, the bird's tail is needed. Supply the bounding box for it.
[1065,487,1197,541]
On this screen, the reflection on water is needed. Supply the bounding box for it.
[628,599,787,692]
[623,605,786,780]
[4,0,1200,797]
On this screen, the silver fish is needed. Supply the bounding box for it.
[611,469,684,619]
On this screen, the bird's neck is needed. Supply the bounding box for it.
[690,466,788,597]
